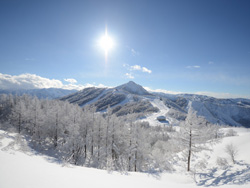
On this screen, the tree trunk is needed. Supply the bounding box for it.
[134,150,137,172]
[97,121,101,165]
[111,121,116,161]
[84,124,88,160]
[128,121,132,171]
[18,112,21,134]
[54,112,58,148]
[187,129,192,171]
[91,113,94,157]
[105,116,110,167]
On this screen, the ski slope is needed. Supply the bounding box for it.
[0,128,250,188]
[142,98,172,126]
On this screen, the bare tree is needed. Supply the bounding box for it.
[225,143,238,164]
[179,108,217,171]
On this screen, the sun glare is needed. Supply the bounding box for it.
[99,27,114,62]
[100,34,114,51]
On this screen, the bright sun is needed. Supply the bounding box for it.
[100,34,114,51]
[99,27,114,61]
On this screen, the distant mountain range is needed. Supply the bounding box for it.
[0,88,77,99]
[1,81,250,127]
[61,81,250,128]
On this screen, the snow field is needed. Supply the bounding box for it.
[193,127,250,187]
[0,127,250,188]
[0,130,194,188]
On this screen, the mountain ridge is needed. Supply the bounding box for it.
[60,81,250,128]
[115,81,151,95]
[0,81,249,127]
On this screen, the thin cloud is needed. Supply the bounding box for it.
[129,64,152,74]
[130,65,141,71]
[131,48,139,56]
[144,87,182,95]
[195,91,250,99]
[123,64,152,79]
[144,86,250,99]
[126,46,139,56]
[186,65,201,69]
[208,61,214,65]
[142,67,152,74]
[193,66,200,68]
[125,73,134,79]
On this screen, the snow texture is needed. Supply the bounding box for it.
[1,127,250,188]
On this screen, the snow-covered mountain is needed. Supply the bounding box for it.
[1,81,249,127]
[61,81,158,115]
[115,81,150,95]
[0,88,77,99]
[61,81,250,128]
[185,95,250,127]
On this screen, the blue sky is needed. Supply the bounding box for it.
[0,0,250,98]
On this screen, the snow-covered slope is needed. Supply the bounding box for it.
[61,81,158,114]
[59,81,250,127]
[141,98,172,126]
[1,128,249,188]
[194,127,250,186]
[115,81,150,95]
[183,95,250,127]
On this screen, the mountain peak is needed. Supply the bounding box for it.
[127,80,136,84]
[115,81,150,95]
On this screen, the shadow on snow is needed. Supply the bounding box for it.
[196,161,250,186]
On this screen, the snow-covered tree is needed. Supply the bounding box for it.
[225,143,238,164]
[11,95,27,133]
[179,108,217,171]
[0,94,183,172]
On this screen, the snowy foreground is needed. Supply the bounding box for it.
[0,127,250,188]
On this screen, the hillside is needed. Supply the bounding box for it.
[61,81,158,114]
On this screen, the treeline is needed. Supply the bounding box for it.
[0,94,222,172]
[0,94,177,172]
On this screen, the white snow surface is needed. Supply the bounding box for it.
[1,127,250,188]
[142,98,173,126]
[190,127,250,187]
